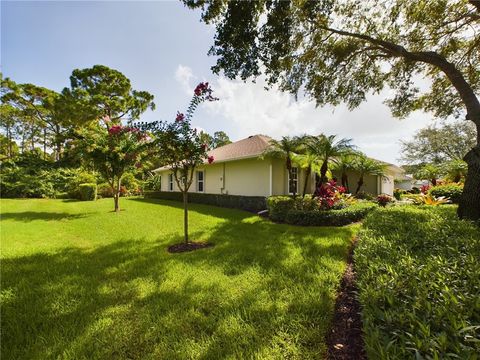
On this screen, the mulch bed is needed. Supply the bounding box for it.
[326,237,367,360]
[167,242,214,253]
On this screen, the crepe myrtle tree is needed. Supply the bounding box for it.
[78,118,152,213]
[147,83,218,244]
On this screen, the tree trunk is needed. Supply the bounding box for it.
[431,178,437,186]
[458,144,480,220]
[43,128,47,160]
[113,178,121,213]
[341,171,349,193]
[355,176,364,194]
[302,166,311,197]
[453,174,461,183]
[320,161,328,184]
[183,191,189,244]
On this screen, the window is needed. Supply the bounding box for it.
[168,174,174,191]
[196,170,204,192]
[289,167,298,194]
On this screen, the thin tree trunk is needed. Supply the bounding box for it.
[183,191,189,244]
[302,166,311,197]
[458,143,480,220]
[43,128,47,160]
[114,178,121,213]
[341,171,349,193]
[355,176,364,194]
[320,161,328,184]
[431,178,437,186]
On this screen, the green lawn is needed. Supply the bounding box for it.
[1,198,358,359]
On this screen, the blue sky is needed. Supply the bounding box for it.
[2,0,434,164]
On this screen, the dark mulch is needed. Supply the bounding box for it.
[326,237,367,360]
[167,242,214,253]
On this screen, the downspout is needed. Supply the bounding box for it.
[220,162,226,194]
[269,162,273,196]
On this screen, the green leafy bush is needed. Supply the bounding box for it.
[267,195,376,226]
[266,196,295,222]
[78,183,97,201]
[393,188,405,200]
[429,183,463,204]
[285,202,376,226]
[145,191,267,212]
[356,206,480,359]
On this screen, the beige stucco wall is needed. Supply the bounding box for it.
[156,158,271,197]
[220,158,270,196]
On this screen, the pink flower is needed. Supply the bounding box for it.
[108,125,123,135]
[194,82,208,96]
[207,155,214,164]
[175,112,185,122]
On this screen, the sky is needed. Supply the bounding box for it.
[2,0,437,164]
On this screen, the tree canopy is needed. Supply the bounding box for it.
[400,120,476,164]
[185,0,480,220]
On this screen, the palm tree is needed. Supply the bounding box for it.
[263,136,302,197]
[305,134,355,186]
[415,164,442,186]
[444,159,467,183]
[353,155,387,194]
[292,152,321,197]
[331,153,358,193]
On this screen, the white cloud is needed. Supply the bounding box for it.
[174,64,196,94]
[175,65,435,164]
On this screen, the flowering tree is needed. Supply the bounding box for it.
[78,119,151,212]
[146,83,218,244]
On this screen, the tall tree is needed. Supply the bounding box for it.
[184,0,480,220]
[305,134,354,185]
[400,121,477,164]
[331,153,359,193]
[263,136,301,198]
[63,65,155,125]
[1,78,68,160]
[212,131,232,148]
[353,155,387,194]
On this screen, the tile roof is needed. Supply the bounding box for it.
[206,134,272,162]
[154,134,272,171]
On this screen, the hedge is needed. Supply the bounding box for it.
[266,195,377,226]
[429,184,463,203]
[284,202,376,226]
[78,183,97,201]
[144,191,267,212]
[355,206,480,359]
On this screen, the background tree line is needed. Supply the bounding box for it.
[0,65,230,199]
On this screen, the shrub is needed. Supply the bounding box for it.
[143,173,162,191]
[313,180,346,210]
[284,202,377,226]
[355,191,374,200]
[78,183,97,201]
[429,183,463,204]
[145,191,267,212]
[266,196,295,221]
[97,183,114,198]
[376,194,393,207]
[356,206,480,359]
[393,188,404,200]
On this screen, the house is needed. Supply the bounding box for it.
[153,134,401,197]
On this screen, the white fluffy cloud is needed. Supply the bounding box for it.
[175,64,435,164]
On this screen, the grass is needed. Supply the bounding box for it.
[355,205,480,359]
[1,197,358,359]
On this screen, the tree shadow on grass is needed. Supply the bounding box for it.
[1,213,356,359]
[0,211,90,222]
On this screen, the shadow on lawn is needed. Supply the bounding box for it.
[0,211,89,222]
[1,209,356,359]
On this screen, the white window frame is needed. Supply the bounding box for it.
[168,173,174,191]
[196,170,205,193]
[288,167,298,195]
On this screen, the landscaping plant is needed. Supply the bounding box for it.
[356,206,480,358]
[145,82,218,244]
